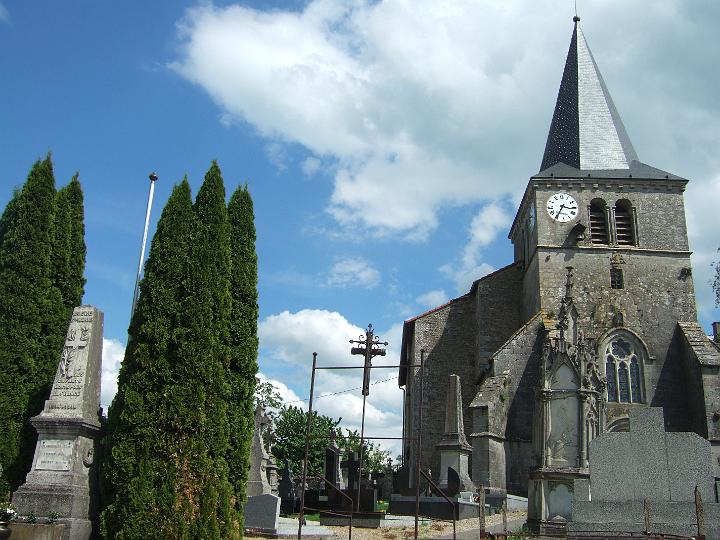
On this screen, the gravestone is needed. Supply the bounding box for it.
[13,306,103,540]
[379,468,394,501]
[341,451,360,491]
[567,408,720,538]
[278,460,297,515]
[324,429,343,490]
[244,493,280,536]
[247,405,272,497]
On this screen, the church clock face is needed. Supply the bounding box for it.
[546,192,579,223]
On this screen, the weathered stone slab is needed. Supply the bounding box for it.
[13,306,103,540]
[666,432,713,502]
[245,493,280,534]
[568,407,720,538]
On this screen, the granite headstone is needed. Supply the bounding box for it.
[568,407,720,538]
[244,493,281,535]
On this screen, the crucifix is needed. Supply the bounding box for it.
[350,324,388,396]
[60,325,90,379]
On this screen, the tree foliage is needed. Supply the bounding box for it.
[101,163,258,539]
[272,406,341,477]
[226,184,259,524]
[101,179,197,539]
[0,156,86,494]
[337,429,391,474]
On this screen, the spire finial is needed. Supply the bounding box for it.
[573,0,580,23]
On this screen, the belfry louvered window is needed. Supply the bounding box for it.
[588,199,609,244]
[614,200,636,246]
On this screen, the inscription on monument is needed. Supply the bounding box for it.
[36,440,73,471]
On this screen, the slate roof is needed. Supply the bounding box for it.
[678,322,720,367]
[540,18,639,173]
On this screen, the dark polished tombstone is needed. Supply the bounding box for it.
[395,465,412,496]
[278,460,297,515]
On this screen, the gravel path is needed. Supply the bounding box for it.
[323,512,527,540]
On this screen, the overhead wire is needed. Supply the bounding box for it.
[283,375,399,404]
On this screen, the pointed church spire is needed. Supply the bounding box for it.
[540,18,638,172]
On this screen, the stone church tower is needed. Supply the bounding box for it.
[398,17,720,532]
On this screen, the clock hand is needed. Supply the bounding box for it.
[555,204,566,218]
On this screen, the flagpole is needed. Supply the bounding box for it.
[130,172,158,320]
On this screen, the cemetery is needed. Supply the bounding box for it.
[0,6,719,540]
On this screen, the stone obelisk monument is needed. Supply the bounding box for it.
[435,374,474,492]
[13,306,104,540]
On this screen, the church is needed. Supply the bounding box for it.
[398,17,720,531]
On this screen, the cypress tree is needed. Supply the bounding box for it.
[101,179,196,538]
[226,185,259,527]
[188,161,235,538]
[0,157,58,492]
[55,174,86,311]
[102,166,239,539]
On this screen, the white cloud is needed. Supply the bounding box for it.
[264,142,289,171]
[171,1,555,238]
[258,309,403,454]
[101,338,125,413]
[301,156,322,176]
[0,3,8,23]
[327,257,380,288]
[416,289,449,309]
[441,201,511,293]
[686,174,720,323]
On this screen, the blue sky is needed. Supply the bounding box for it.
[1,1,719,456]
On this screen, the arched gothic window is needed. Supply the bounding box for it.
[614,199,636,246]
[589,199,609,244]
[603,332,646,404]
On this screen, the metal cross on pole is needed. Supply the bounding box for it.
[350,324,388,396]
[349,324,387,511]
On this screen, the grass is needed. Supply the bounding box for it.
[290,513,320,522]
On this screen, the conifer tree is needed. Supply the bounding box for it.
[54,174,86,311]
[102,179,196,538]
[227,185,259,526]
[0,157,58,492]
[188,162,235,538]
[102,167,239,539]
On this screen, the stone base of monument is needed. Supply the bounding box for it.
[245,494,281,536]
[319,511,384,528]
[387,494,478,520]
[8,522,65,540]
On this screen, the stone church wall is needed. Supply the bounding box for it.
[535,248,696,431]
[473,263,524,381]
[404,295,477,483]
[487,315,544,496]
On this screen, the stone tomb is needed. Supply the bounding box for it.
[567,407,720,537]
[13,306,104,540]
